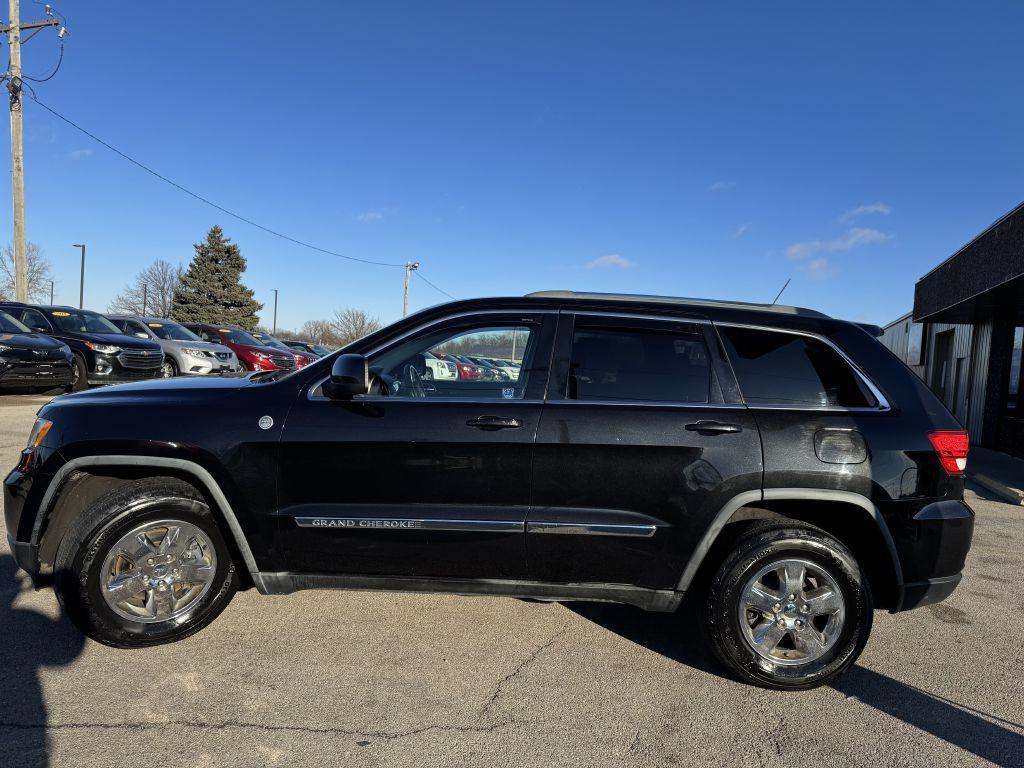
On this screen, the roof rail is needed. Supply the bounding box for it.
[524,290,830,319]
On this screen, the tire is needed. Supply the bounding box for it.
[70,354,89,392]
[703,519,872,690]
[53,477,239,648]
[160,357,179,378]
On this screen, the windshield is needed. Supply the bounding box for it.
[48,309,121,334]
[220,328,262,346]
[0,310,30,333]
[147,322,202,342]
[311,344,331,356]
[250,332,290,351]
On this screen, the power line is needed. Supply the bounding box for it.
[414,269,456,300]
[27,93,409,269]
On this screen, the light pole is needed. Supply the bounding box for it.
[403,262,419,317]
[271,289,278,334]
[48,279,53,304]
[72,243,85,308]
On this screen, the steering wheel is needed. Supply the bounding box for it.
[402,363,427,398]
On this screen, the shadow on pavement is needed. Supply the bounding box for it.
[0,554,86,768]
[570,599,1024,766]
[564,598,731,682]
[833,666,1024,767]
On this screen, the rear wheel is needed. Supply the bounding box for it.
[704,520,872,690]
[54,477,239,647]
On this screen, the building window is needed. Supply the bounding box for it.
[907,322,925,366]
[1008,327,1023,411]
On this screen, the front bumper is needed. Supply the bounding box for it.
[87,351,163,385]
[0,360,74,388]
[892,499,974,611]
[178,353,240,375]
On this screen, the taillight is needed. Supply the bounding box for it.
[928,430,969,475]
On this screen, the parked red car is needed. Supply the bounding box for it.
[250,331,315,368]
[182,323,297,372]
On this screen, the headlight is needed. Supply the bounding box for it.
[85,342,120,354]
[0,343,12,353]
[181,347,210,358]
[26,418,53,450]
[252,352,271,360]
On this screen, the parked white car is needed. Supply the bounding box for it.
[424,351,458,380]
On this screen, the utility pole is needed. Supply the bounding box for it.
[271,289,278,334]
[72,243,84,307]
[48,278,52,304]
[403,262,419,317]
[142,283,148,316]
[2,1,60,301]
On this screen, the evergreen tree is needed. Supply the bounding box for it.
[172,226,262,329]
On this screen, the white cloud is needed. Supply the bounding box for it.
[785,227,891,261]
[708,180,736,192]
[804,257,836,280]
[357,211,384,222]
[68,148,93,160]
[585,254,636,270]
[838,202,891,224]
[732,223,751,238]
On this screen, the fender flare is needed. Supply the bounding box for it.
[31,454,260,577]
[675,488,904,596]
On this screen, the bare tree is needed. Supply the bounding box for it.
[108,259,184,317]
[331,308,382,345]
[299,319,336,346]
[0,242,53,302]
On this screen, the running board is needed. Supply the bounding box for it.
[252,572,682,612]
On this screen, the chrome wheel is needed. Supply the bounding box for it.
[99,519,217,624]
[738,557,845,666]
[160,361,174,378]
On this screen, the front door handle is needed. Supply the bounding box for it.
[466,416,523,430]
[685,420,742,434]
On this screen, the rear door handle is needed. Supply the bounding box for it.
[466,416,523,430]
[685,420,742,434]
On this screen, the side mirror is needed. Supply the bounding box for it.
[325,353,369,399]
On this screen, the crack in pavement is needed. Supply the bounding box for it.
[481,624,568,718]
[0,717,512,741]
[0,625,570,744]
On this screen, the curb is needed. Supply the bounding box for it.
[968,473,1024,506]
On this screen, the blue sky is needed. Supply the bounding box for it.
[11,2,1024,329]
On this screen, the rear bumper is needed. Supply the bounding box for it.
[891,499,974,612]
[5,533,38,576]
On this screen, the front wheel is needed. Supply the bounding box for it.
[160,358,179,378]
[704,520,872,690]
[70,354,89,391]
[53,477,239,647]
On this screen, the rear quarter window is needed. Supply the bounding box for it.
[718,325,876,408]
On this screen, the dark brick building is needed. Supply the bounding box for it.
[881,201,1024,458]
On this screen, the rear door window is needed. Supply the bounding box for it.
[568,320,711,403]
[718,325,876,408]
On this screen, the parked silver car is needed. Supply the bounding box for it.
[106,315,241,377]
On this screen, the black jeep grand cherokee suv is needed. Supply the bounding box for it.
[3,292,973,689]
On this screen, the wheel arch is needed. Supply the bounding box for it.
[677,488,904,611]
[32,455,261,583]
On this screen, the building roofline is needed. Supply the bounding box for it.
[918,198,1024,283]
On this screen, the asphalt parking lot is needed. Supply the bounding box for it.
[1,394,1022,768]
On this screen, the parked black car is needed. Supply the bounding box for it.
[0,303,164,390]
[3,291,973,689]
[0,309,75,392]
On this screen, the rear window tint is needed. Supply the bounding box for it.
[570,325,711,403]
[719,326,875,408]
